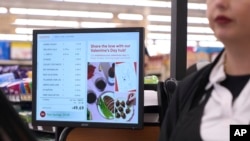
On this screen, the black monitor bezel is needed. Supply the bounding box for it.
[32,27,145,129]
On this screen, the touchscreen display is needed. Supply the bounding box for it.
[32,27,144,129]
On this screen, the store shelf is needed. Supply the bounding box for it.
[7,95,32,102]
[0,60,32,65]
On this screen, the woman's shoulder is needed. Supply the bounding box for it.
[176,63,212,103]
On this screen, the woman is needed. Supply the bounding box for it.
[158,0,250,140]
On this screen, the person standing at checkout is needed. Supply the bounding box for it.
[158,0,250,140]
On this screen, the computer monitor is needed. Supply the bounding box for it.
[32,27,145,129]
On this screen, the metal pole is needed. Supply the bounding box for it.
[170,0,188,80]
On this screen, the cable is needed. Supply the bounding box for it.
[58,127,73,141]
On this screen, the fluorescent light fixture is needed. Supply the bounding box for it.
[86,12,113,19]
[188,27,213,34]
[187,41,199,47]
[188,17,209,24]
[146,39,222,56]
[147,44,171,56]
[133,1,170,7]
[147,25,171,32]
[80,22,117,28]
[188,34,217,41]
[147,15,171,22]
[15,27,45,34]
[10,8,58,16]
[147,33,171,40]
[10,8,113,19]
[147,39,221,48]
[199,41,224,47]
[13,19,79,28]
[15,28,33,34]
[148,15,209,24]
[118,13,143,20]
[56,0,171,8]
[53,0,206,10]
[146,39,171,55]
[101,0,170,7]
[0,7,8,13]
[58,10,113,18]
[147,25,213,34]
[62,0,99,3]
[148,32,217,41]
[188,3,207,10]
[155,39,170,46]
[0,34,32,41]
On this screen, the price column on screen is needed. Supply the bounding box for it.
[60,42,86,99]
[73,43,86,98]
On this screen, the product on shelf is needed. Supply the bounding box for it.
[0,77,32,102]
[0,41,10,60]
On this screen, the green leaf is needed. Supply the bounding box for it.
[98,97,114,119]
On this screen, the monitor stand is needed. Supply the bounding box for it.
[55,127,73,141]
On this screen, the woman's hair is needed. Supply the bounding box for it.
[0,128,11,141]
[0,90,37,141]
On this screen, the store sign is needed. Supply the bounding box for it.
[10,42,32,60]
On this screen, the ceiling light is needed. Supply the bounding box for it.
[58,10,113,19]
[62,0,99,3]
[10,8,113,19]
[147,25,171,32]
[188,17,209,24]
[188,35,217,41]
[188,27,213,34]
[80,22,117,28]
[54,0,205,10]
[147,15,171,22]
[148,32,217,41]
[146,39,171,55]
[57,0,171,7]
[15,28,33,34]
[147,33,171,40]
[187,41,199,47]
[0,34,32,41]
[10,8,58,16]
[13,19,79,28]
[0,7,8,13]
[148,15,209,24]
[198,41,224,47]
[100,0,170,7]
[54,0,207,10]
[15,27,45,34]
[133,1,170,7]
[85,12,113,19]
[147,44,171,56]
[147,25,213,34]
[118,13,143,20]
[188,3,207,10]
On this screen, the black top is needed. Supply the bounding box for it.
[166,74,250,141]
[169,88,212,141]
[158,49,224,141]
[220,74,250,101]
